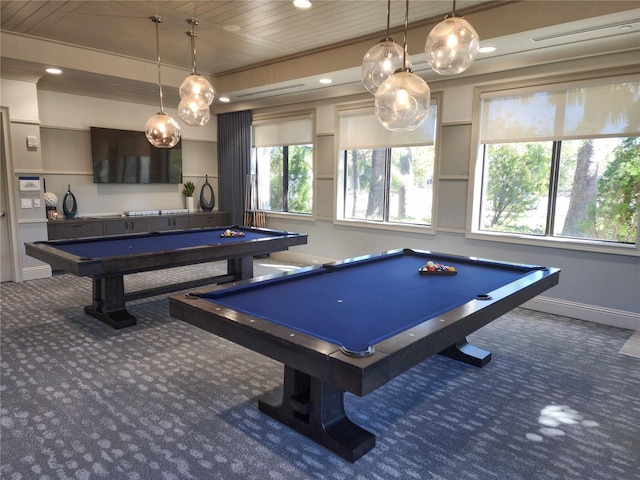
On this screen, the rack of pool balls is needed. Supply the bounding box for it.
[220,229,245,237]
[419,260,457,275]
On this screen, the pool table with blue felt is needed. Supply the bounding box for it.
[25,226,307,329]
[168,248,560,462]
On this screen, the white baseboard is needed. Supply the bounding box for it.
[21,265,52,282]
[270,250,336,266]
[524,296,639,331]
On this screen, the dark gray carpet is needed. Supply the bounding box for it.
[1,260,639,480]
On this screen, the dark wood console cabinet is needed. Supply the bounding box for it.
[47,211,230,240]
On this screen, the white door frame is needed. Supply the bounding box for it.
[1,107,23,282]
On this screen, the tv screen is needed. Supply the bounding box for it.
[90,127,182,184]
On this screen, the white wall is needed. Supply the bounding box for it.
[37,91,219,216]
[0,78,50,281]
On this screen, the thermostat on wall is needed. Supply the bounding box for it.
[19,176,41,192]
[26,136,38,148]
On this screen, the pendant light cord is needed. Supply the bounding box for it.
[152,16,165,114]
[451,0,457,17]
[384,0,391,40]
[188,19,199,75]
[402,0,409,69]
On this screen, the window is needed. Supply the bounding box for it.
[473,77,639,248]
[253,113,314,214]
[337,99,439,228]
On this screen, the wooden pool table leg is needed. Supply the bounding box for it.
[258,366,375,462]
[84,275,137,329]
[228,255,254,280]
[439,338,492,367]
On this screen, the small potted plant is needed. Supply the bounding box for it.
[182,181,196,212]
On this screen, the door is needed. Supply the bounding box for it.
[1,110,14,282]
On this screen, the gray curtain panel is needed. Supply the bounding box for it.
[217,110,252,225]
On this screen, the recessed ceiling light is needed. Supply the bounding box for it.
[45,67,63,74]
[478,46,496,54]
[293,0,311,9]
[223,24,241,32]
[218,96,230,103]
[319,78,332,84]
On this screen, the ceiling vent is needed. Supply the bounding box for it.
[531,18,639,42]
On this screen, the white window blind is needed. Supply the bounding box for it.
[253,114,313,147]
[339,102,437,150]
[480,78,640,144]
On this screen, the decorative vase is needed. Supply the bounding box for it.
[44,191,58,221]
[185,196,195,212]
[199,174,215,212]
[62,184,77,219]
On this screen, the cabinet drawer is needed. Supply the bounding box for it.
[48,221,104,240]
[190,212,229,228]
[104,218,151,235]
[150,215,191,231]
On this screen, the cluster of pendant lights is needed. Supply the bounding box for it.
[145,1,477,146]
[145,16,215,148]
[362,0,479,131]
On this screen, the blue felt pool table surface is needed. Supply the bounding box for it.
[199,250,544,353]
[51,228,276,258]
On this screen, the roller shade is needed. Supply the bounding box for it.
[339,102,437,150]
[253,114,313,147]
[480,78,640,144]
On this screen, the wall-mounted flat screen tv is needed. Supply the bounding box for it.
[90,127,182,184]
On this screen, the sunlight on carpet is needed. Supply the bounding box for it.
[620,330,640,358]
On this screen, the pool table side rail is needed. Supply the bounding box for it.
[25,227,308,277]
[25,241,97,276]
[169,291,348,384]
[169,263,560,397]
[324,248,546,274]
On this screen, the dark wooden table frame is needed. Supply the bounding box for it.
[168,249,560,462]
[25,226,307,329]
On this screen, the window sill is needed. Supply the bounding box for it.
[334,218,435,235]
[466,230,639,257]
[263,211,314,222]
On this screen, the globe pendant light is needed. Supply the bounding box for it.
[178,18,214,126]
[375,0,430,131]
[425,0,479,75]
[361,0,409,95]
[145,16,181,148]
[178,97,211,126]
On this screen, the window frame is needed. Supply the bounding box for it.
[252,110,315,218]
[467,73,640,256]
[334,94,442,235]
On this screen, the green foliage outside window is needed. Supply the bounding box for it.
[259,145,313,214]
[344,146,434,225]
[587,137,639,244]
[482,143,551,233]
[481,137,638,244]
[267,147,284,211]
[287,145,313,214]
